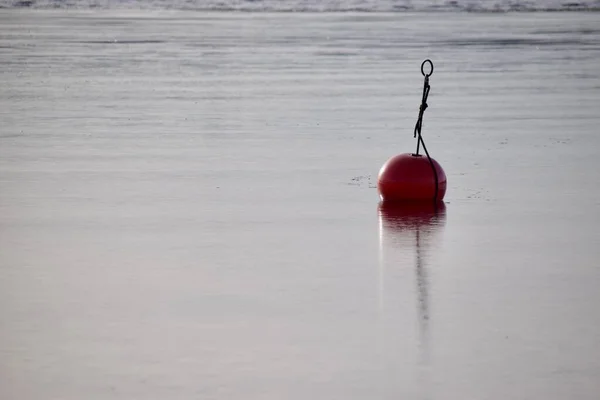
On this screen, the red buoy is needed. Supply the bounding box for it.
[378,59,446,204]
[378,153,446,202]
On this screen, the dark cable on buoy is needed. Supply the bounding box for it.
[412,59,439,204]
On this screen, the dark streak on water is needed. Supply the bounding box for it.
[440,37,592,48]
[75,40,166,44]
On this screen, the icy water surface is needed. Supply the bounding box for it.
[1,10,600,399]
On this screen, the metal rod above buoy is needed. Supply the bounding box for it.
[414,59,433,157]
[377,60,447,204]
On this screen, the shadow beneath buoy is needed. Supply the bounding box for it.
[377,201,446,399]
[379,201,446,233]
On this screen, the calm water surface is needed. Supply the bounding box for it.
[1,10,600,399]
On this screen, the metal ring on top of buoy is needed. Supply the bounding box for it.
[421,59,434,77]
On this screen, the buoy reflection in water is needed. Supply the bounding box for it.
[377,201,446,397]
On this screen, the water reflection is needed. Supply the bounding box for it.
[378,201,446,233]
[377,201,446,398]
[378,201,446,317]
